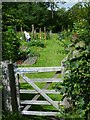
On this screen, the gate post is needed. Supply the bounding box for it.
[8,63,18,113]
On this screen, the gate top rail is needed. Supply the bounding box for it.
[14,66,62,73]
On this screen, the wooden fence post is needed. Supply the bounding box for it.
[49,30,52,39]
[2,61,12,112]
[21,25,23,32]
[8,64,18,113]
[68,25,70,32]
[62,25,63,31]
[44,27,46,41]
[32,24,34,39]
[39,28,42,40]
[34,29,36,39]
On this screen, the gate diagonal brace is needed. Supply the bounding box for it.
[20,71,60,111]
[20,74,59,111]
[23,81,51,111]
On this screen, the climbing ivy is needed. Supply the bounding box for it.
[56,19,90,119]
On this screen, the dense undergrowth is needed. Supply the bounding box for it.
[55,19,90,119]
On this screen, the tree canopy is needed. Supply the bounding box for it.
[2,2,90,32]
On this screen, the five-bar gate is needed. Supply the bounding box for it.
[15,66,63,116]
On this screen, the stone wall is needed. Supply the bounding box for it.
[1,61,20,113]
[1,61,12,112]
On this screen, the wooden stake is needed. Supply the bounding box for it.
[32,24,34,39]
[49,30,52,39]
[8,64,18,113]
[62,26,63,31]
[34,29,36,39]
[21,25,23,32]
[44,27,46,41]
[39,28,42,40]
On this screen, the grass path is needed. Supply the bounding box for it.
[24,34,67,78]
[32,34,66,67]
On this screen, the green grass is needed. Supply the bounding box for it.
[31,34,66,67]
[19,33,66,66]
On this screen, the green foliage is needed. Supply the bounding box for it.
[56,19,90,119]
[2,113,26,120]
[27,40,46,48]
[18,50,28,61]
[2,2,90,32]
[58,30,71,48]
[2,113,49,120]
[2,26,20,62]
[2,2,50,31]
[19,39,45,58]
[25,48,39,57]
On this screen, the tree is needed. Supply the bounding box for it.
[2,2,89,32]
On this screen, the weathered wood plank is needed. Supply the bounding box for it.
[26,78,62,82]
[8,64,18,113]
[15,66,62,73]
[21,100,59,105]
[20,74,59,110]
[21,71,60,111]
[23,82,52,111]
[19,78,62,83]
[22,110,59,116]
[20,89,60,94]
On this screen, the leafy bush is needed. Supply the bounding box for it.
[2,26,20,62]
[27,40,46,48]
[58,30,71,49]
[25,48,40,57]
[18,50,28,61]
[2,112,49,120]
[57,30,71,55]
[2,113,27,120]
[56,19,90,119]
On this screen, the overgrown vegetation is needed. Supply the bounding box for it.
[2,113,49,120]
[20,39,46,58]
[2,26,20,62]
[28,40,46,48]
[56,19,90,119]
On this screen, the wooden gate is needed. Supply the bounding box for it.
[14,66,63,116]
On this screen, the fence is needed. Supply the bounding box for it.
[15,66,62,116]
[2,61,69,116]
